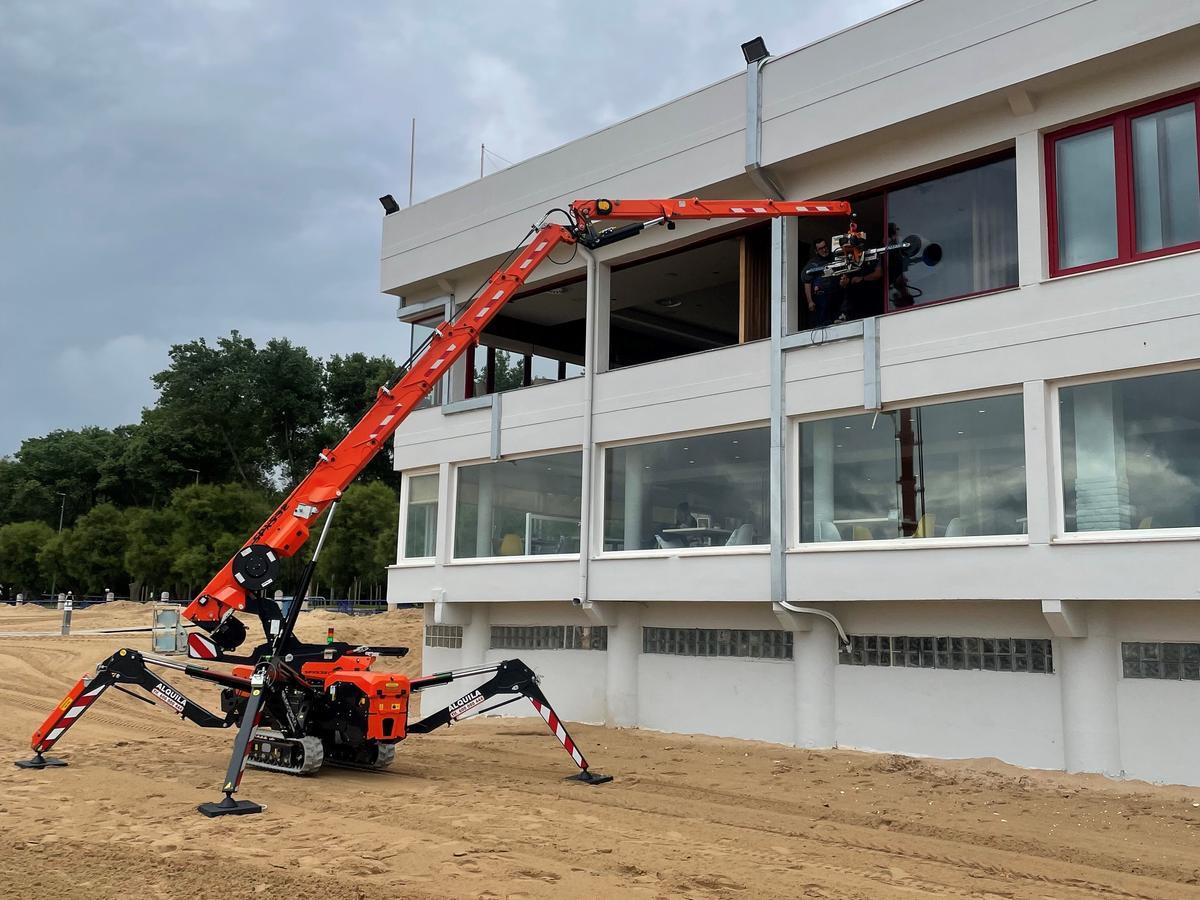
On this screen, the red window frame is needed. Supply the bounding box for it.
[1045,87,1200,277]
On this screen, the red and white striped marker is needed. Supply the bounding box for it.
[529,697,588,771]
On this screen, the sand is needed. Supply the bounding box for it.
[2,602,1200,899]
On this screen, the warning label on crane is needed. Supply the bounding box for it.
[448,689,485,721]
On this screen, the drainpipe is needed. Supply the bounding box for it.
[575,246,599,608]
[743,42,785,201]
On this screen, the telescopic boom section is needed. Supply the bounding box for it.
[184,197,850,631]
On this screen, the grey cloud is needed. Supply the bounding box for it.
[1,0,900,454]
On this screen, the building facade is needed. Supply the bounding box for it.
[381,0,1200,785]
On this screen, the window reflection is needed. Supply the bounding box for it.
[409,316,443,408]
[799,396,1026,542]
[403,473,438,559]
[454,452,582,558]
[1055,128,1118,268]
[1132,103,1200,253]
[1060,371,1200,532]
[603,428,769,551]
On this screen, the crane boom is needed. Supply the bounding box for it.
[183,197,851,647]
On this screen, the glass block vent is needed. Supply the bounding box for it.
[424,624,463,649]
[838,635,1053,674]
[490,625,608,651]
[642,627,793,660]
[1122,642,1200,680]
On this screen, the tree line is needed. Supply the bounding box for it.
[0,331,402,601]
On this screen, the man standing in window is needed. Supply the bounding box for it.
[802,239,838,328]
[837,234,882,322]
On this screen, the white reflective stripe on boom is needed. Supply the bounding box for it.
[46,727,65,741]
[64,705,87,719]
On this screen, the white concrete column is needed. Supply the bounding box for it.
[812,419,835,539]
[622,444,644,551]
[1015,129,1046,286]
[1023,380,1053,544]
[1058,602,1122,776]
[474,465,495,557]
[605,602,641,727]
[1072,383,1131,531]
[793,618,837,748]
[461,602,491,667]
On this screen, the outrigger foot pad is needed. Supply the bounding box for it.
[15,753,68,770]
[567,769,614,786]
[197,794,263,817]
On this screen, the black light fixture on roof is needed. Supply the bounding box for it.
[379,194,400,215]
[741,36,769,65]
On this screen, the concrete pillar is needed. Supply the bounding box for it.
[812,419,835,538]
[605,602,641,727]
[461,602,491,667]
[57,593,66,610]
[622,444,644,551]
[1058,602,1122,776]
[475,466,495,557]
[1072,383,1131,531]
[792,618,837,748]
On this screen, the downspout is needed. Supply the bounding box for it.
[751,50,787,609]
[744,54,785,202]
[575,246,599,606]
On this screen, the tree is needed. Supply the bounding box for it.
[163,483,275,589]
[255,338,326,487]
[152,332,271,486]
[0,520,54,594]
[493,350,525,393]
[0,458,55,526]
[60,503,130,594]
[124,507,179,598]
[323,352,399,486]
[315,482,398,599]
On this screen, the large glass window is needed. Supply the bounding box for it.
[1059,370,1200,532]
[795,153,1017,331]
[799,395,1026,542]
[453,451,582,558]
[402,472,438,559]
[1048,91,1200,275]
[603,428,769,552]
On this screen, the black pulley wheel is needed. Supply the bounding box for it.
[231,543,280,591]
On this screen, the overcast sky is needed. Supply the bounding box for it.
[0,1,901,456]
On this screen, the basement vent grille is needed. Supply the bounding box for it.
[424,624,463,649]
[642,627,793,660]
[839,636,1054,674]
[1122,642,1200,680]
[490,625,608,651]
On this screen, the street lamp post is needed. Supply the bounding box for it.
[49,492,66,600]
[185,467,200,487]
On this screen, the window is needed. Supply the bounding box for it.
[796,153,1018,331]
[840,635,1053,673]
[1122,642,1200,680]
[799,395,1026,542]
[1059,370,1200,532]
[1047,90,1200,275]
[465,278,586,400]
[453,451,582,558]
[409,315,444,408]
[603,427,769,552]
[402,472,438,559]
[642,627,792,660]
[490,625,607,651]
[608,227,770,370]
[424,625,463,649]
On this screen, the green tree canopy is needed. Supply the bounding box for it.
[0,520,55,594]
[316,482,398,599]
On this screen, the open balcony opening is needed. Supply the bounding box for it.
[608,225,771,370]
[465,277,586,400]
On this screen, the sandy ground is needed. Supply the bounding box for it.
[2,602,1200,899]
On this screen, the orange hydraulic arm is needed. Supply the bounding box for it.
[184,196,850,647]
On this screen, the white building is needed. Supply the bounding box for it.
[381,0,1200,786]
